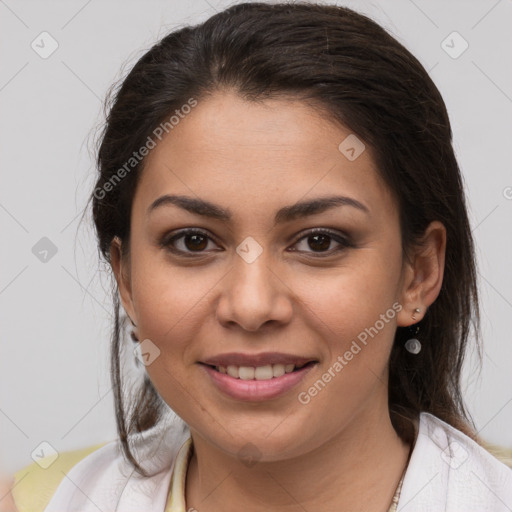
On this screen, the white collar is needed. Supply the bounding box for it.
[397,412,512,511]
[44,410,512,511]
[44,408,189,511]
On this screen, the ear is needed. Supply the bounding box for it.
[110,236,137,327]
[396,221,446,328]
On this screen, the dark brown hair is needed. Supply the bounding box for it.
[87,2,481,475]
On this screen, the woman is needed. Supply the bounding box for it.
[6,2,512,511]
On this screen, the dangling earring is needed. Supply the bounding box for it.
[405,308,421,354]
[126,317,143,368]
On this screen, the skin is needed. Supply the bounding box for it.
[110,90,446,512]
[0,476,17,512]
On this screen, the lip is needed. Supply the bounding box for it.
[201,352,315,367]
[199,358,317,402]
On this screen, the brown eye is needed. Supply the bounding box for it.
[161,229,218,255]
[161,227,353,258]
[291,228,353,256]
[183,233,208,251]
[306,233,331,252]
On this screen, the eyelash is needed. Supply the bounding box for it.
[159,227,354,258]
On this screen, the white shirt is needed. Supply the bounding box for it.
[43,411,512,511]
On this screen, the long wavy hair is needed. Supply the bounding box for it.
[85,2,481,476]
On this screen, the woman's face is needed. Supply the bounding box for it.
[113,91,422,461]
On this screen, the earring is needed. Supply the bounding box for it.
[411,307,421,321]
[126,315,139,342]
[405,324,421,354]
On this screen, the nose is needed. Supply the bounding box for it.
[215,247,294,332]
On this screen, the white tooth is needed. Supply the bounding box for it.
[272,364,285,377]
[218,366,227,374]
[239,366,255,380]
[255,365,273,380]
[227,365,239,378]
[284,364,295,373]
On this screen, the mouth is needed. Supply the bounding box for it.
[199,353,318,401]
[202,361,316,381]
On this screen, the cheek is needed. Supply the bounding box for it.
[297,247,402,335]
[128,256,214,411]
[128,247,199,347]
[291,262,402,420]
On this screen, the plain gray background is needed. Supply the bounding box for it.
[1,0,511,474]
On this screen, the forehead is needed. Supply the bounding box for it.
[134,91,395,223]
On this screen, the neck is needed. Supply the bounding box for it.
[185,403,413,512]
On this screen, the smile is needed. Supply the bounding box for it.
[199,353,317,401]
[213,362,309,380]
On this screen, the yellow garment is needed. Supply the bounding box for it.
[165,437,193,511]
[11,442,107,512]
[10,439,192,512]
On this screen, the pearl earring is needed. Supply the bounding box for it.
[405,308,421,354]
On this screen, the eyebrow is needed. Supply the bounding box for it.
[147,194,370,224]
